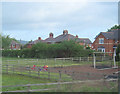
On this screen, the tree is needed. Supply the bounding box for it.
[2,35,12,49]
[107,25,120,32]
[1,34,20,49]
[59,40,84,57]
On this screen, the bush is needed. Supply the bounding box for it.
[2,41,93,58]
[2,50,20,57]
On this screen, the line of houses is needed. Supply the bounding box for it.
[10,29,120,56]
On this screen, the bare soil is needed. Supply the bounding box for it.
[49,64,118,80]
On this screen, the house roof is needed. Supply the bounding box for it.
[28,40,45,45]
[44,37,55,43]
[79,38,92,44]
[54,34,76,42]
[11,40,20,45]
[95,29,119,41]
[28,31,92,45]
[101,32,114,39]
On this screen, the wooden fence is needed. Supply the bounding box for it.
[55,56,113,62]
[4,56,113,64]
[2,64,72,81]
[2,64,109,81]
[2,79,118,92]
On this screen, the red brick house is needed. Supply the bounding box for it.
[11,40,21,50]
[27,37,45,48]
[92,29,119,56]
[44,32,55,44]
[27,30,92,48]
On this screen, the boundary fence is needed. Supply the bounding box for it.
[2,64,72,81]
[2,64,110,81]
[2,79,118,92]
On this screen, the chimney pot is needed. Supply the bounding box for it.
[49,32,53,38]
[63,30,68,35]
[38,37,41,40]
[76,35,78,38]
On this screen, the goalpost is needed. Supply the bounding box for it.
[93,52,117,69]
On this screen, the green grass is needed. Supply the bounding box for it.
[2,74,118,92]
[43,82,118,92]
[2,69,72,82]
[2,74,58,91]
[2,57,93,67]
[2,57,118,92]
[2,57,74,83]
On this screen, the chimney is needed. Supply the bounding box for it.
[63,30,68,35]
[49,32,53,38]
[76,35,78,38]
[38,37,41,40]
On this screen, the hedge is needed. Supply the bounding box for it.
[2,40,93,58]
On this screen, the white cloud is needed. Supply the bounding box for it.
[2,2,118,41]
[1,0,119,2]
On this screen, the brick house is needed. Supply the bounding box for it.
[11,40,21,50]
[44,32,55,44]
[92,29,119,56]
[27,37,45,48]
[27,30,92,48]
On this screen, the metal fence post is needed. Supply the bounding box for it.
[93,54,96,69]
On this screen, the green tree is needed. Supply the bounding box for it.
[2,35,12,49]
[59,40,83,57]
[107,25,120,32]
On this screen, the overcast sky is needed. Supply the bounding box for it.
[2,1,118,42]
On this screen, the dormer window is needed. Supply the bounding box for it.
[99,38,104,44]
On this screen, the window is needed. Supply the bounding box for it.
[98,48,105,52]
[99,38,104,44]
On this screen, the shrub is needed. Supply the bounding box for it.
[2,41,93,58]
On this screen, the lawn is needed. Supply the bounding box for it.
[2,57,93,67]
[2,57,73,82]
[2,74,118,92]
[2,74,58,92]
[2,57,118,92]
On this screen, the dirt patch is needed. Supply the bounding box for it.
[48,64,118,80]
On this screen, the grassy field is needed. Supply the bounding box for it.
[2,57,93,67]
[2,57,74,82]
[2,74,118,92]
[3,57,116,67]
[2,57,119,92]
[2,74,57,92]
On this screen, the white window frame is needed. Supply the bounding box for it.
[99,38,104,44]
[97,48,105,53]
